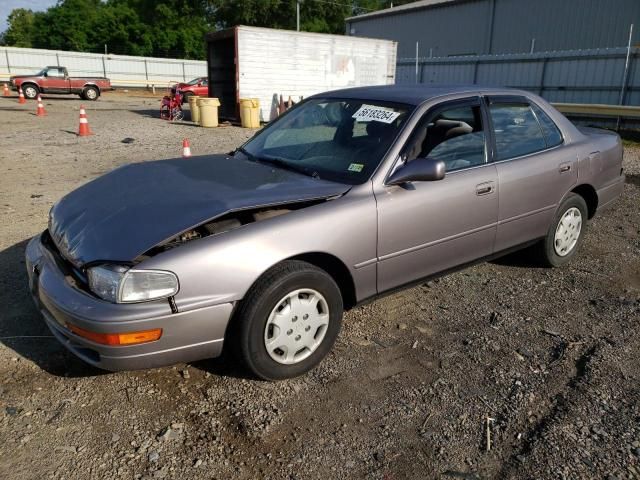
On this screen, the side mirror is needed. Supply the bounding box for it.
[43,72,48,77]
[387,157,446,185]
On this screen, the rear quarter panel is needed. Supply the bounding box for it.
[573,127,624,208]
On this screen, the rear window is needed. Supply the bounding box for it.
[531,103,563,148]
[489,103,547,161]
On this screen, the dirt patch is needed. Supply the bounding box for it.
[0,94,639,480]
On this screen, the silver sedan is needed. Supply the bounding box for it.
[26,85,625,380]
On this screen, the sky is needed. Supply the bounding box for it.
[1,0,58,33]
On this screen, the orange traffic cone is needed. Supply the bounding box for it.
[3,83,9,97]
[182,138,192,158]
[77,105,92,136]
[18,87,26,104]
[36,95,47,117]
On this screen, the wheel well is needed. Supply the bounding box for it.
[571,184,598,218]
[84,84,100,93]
[22,82,39,91]
[289,252,357,310]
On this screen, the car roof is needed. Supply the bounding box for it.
[314,84,528,106]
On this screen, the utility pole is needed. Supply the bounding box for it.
[296,0,300,32]
[617,23,634,130]
[415,42,419,83]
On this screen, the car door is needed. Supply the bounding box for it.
[45,67,70,93]
[486,96,578,252]
[196,78,208,96]
[375,97,499,293]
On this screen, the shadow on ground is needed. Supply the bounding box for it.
[190,352,255,381]
[130,108,199,125]
[490,244,546,268]
[0,239,104,378]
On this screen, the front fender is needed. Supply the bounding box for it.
[137,189,378,312]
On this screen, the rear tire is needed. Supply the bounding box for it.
[182,92,192,105]
[83,86,99,101]
[231,260,343,380]
[534,193,588,267]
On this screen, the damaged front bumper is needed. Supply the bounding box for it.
[25,233,233,371]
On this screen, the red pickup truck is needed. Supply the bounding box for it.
[10,66,113,101]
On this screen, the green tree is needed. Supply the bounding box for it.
[32,0,102,52]
[91,1,153,56]
[208,0,352,34]
[207,0,421,35]
[1,0,419,57]
[2,9,37,47]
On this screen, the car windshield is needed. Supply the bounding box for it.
[240,98,413,185]
[185,77,202,85]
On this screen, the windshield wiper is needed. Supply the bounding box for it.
[235,148,319,179]
[234,146,255,160]
[256,156,319,179]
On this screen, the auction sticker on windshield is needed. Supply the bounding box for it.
[352,105,400,124]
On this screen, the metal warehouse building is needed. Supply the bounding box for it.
[346,0,640,59]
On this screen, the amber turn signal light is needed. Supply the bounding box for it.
[67,324,162,346]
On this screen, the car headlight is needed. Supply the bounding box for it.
[87,265,179,303]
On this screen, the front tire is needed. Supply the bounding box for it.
[22,84,39,99]
[232,260,343,380]
[535,193,588,267]
[182,92,193,105]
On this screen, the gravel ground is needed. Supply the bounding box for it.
[0,92,639,480]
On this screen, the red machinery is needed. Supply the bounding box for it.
[160,86,184,121]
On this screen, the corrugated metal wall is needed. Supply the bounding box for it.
[350,0,491,58]
[347,0,640,59]
[396,47,640,106]
[0,46,206,87]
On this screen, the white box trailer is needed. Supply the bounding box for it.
[205,26,397,122]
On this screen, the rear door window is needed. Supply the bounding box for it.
[531,103,563,148]
[489,103,547,161]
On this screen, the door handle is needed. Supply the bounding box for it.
[559,163,572,173]
[476,182,495,196]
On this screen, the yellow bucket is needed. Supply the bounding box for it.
[187,95,200,124]
[239,98,260,128]
[197,97,221,128]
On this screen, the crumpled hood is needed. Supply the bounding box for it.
[49,155,350,267]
